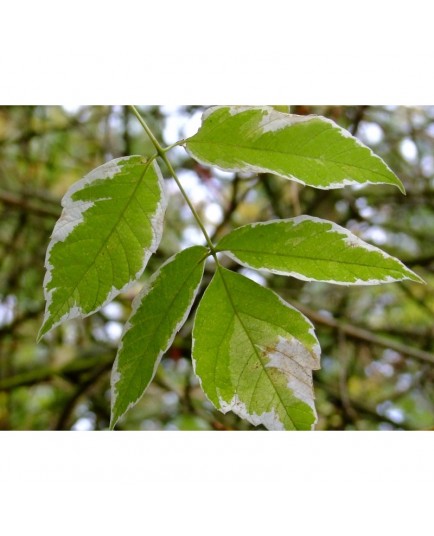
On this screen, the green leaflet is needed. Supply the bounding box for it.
[110,246,208,428]
[216,216,423,285]
[38,156,166,340]
[185,106,405,192]
[192,267,321,431]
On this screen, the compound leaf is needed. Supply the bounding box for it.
[110,245,208,428]
[38,156,166,340]
[216,216,423,285]
[192,267,321,430]
[185,106,404,192]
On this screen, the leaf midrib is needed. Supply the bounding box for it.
[217,267,297,430]
[47,160,155,326]
[114,251,205,420]
[218,248,407,278]
[188,140,396,183]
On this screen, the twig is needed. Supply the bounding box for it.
[289,299,434,365]
[54,360,112,430]
[315,378,414,430]
[349,105,369,136]
[0,188,60,218]
[0,351,114,391]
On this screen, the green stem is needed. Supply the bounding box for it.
[161,139,186,153]
[130,105,162,155]
[162,154,217,254]
[130,105,217,256]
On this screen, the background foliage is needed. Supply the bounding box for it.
[0,105,433,430]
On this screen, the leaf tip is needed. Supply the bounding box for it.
[36,319,51,343]
[109,415,117,431]
[396,180,406,195]
[109,384,122,430]
[407,270,426,285]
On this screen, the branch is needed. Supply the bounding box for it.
[0,188,60,218]
[315,378,415,430]
[349,105,369,136]
[210,175,259,241]
[290,299,434,365]
[54,359,112,430]
[0,351,114,391]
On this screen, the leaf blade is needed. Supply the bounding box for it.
[192,268,321,430]
[216,216,423,285]
[110,245,208,428]
[186,106,404,192]
[38,156,166,340]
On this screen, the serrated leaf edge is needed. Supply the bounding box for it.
[110,247,206,428]
[187,106,405,193]
[216,216,424,286]
[38,157,167,341]
[191,269,321,431]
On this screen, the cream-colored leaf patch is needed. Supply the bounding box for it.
[216,216,423,286]
[218,394,285,431]
[186,106,405,192]
[38,156,166,340]
[192,267,321,431]
[260,336,319,411]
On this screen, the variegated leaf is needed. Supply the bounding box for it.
[192,267,321,430]
[186,106,405,192]
[38,156,166,340]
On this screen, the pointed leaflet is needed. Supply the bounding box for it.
[185,106,404,192]
[216,216,423,285]
[38,156,166,340]
[110,246,207,427]
[192,268,321,430]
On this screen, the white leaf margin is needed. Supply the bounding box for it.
[216,332,321,431]
[110,246,207,427]
[187,106,405,193]
[39,156,167,340]
[216,216,425,286]
[191,270,322,431]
